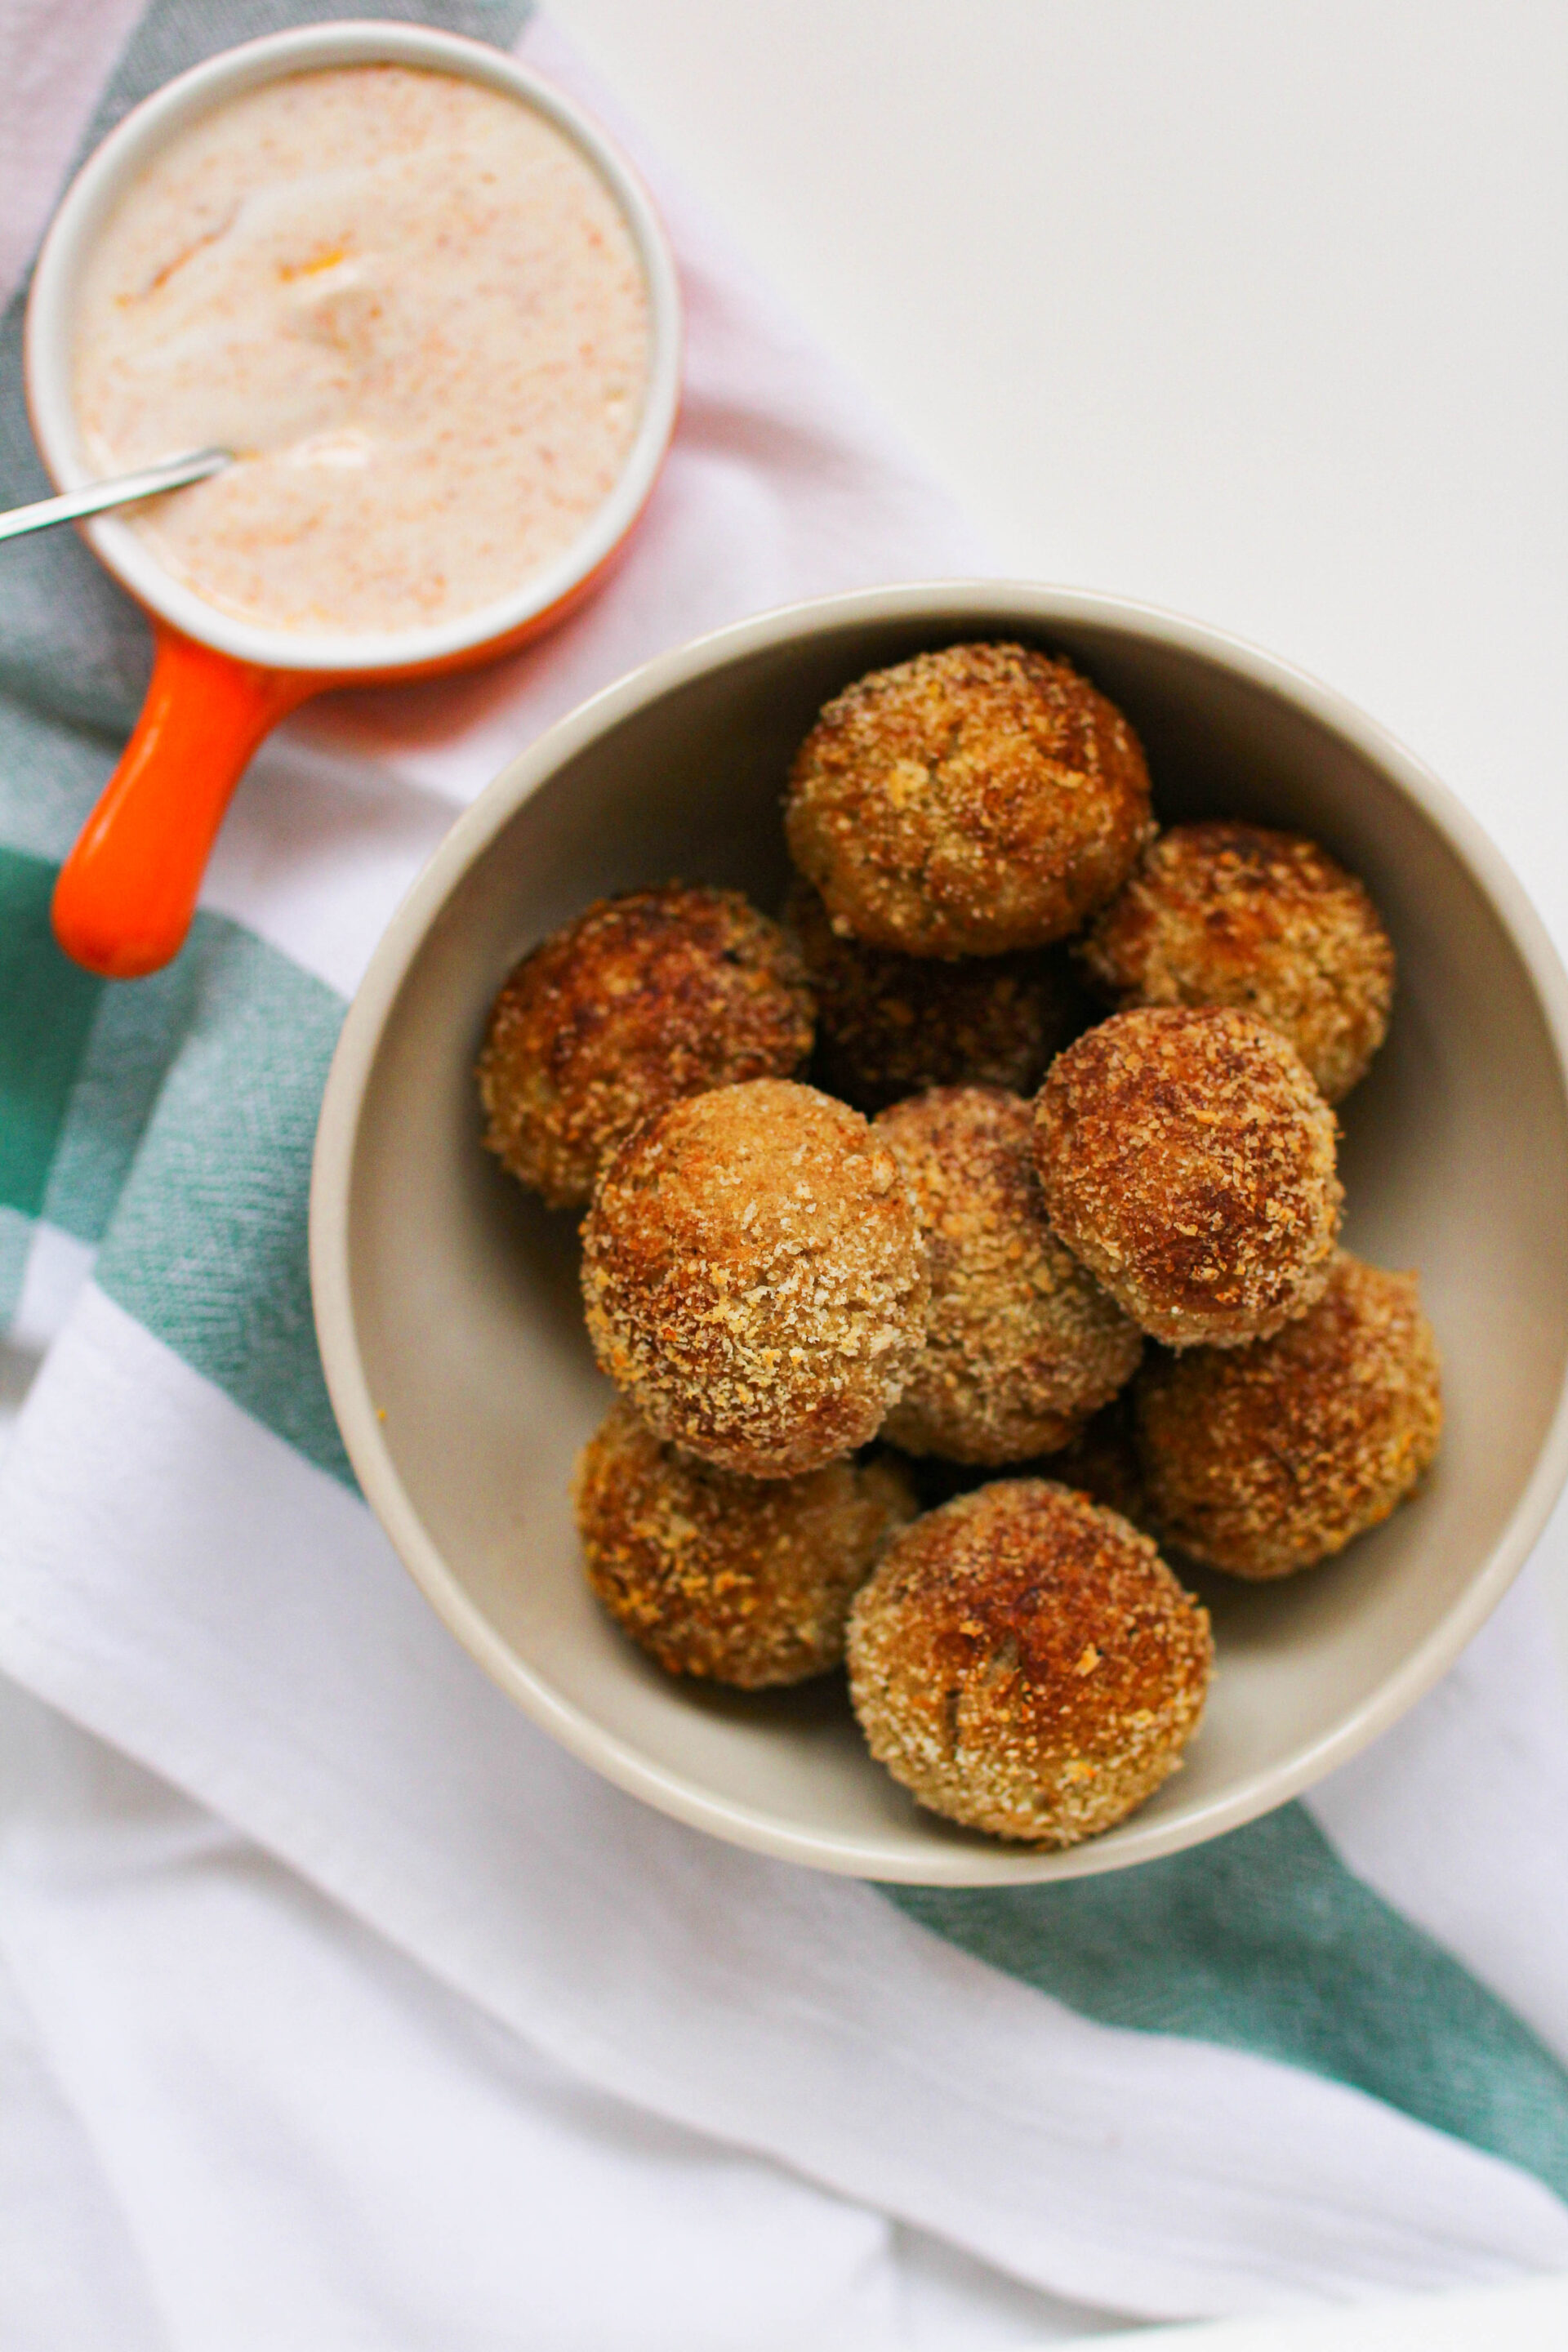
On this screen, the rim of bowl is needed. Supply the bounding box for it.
[24,20,683,675]
[310,579,1568,1883]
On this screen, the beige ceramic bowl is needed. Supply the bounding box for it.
[310,582,1568,1884]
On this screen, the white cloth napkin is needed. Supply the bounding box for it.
[4,7,1568,2348]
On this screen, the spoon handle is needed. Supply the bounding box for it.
[0,446,230,543]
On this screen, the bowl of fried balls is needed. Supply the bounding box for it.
[311,584,1568,1884]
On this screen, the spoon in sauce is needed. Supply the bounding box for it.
[0,446,230,543]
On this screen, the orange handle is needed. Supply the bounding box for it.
[51,623,327,980]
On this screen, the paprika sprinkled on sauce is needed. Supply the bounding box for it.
[73,64,650,635]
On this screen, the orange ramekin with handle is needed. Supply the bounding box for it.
[24,20,682,980]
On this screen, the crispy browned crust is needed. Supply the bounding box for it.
[847,1479,1212,1844]
[1040,1392,1150,1525]
[581,1079,929,1477]
[874,1086,1141,1464]
[783,878,1089,1111]
[1080,822,1395,1104]
[784,643,1153,957]
[887,1392,1152,1519]
[574,1401,917,1686]
[1033,1005,1343,1348]
[477,885,814,1209]
[1134,1251,1443,1578]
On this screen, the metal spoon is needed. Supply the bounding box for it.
[0,446,231,543]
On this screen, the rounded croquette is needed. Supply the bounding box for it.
[478,885,814,1209]
[847,1479,1212,1844]
[783,877,1089,1111]
[1034,1005,1342,1348]
[784,643,1153,957]
[875,1086,1142,1464]
[574,1401,917,1685]
[888,1392,1151,1518]
[1040,1392,1149,1526]
[581,1079,929,1477]
[1080,822,1395,1104]
[1134,1251,1442,1578]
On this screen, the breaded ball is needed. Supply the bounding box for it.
[581,1079,929,1477]
[1134,1252,1442,1578]
[1041,1393,1149,1526]
[1080,822,1395,1103]
[783,877,1089,1111]
[1034,1006,1342,1348]
[890,1392,1150,1518]
[847,1479,1212,1845]
[574,1401,917,1686]
[478,884,813,1209]
[875,1086,1142,1464]
[784,643,1153,957]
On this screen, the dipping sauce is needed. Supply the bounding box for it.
[72,65,652,636]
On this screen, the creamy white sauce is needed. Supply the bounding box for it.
[72,65,651,635]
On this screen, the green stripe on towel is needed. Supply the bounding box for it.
[0,1205,32,1330]
[0,855,348,1472]
[893,1806,1568,2201]
[42,943,211,1247]
[0,702,123,870]
[91,916,351,1484]
[7,849,1568,2206]
[0,850,104,1221]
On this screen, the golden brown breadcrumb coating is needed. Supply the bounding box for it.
[1134,1251,1442,1578]
[783,878,1088,1111]
[875,1086,1141,1464]
[888,1392,1151,1518]
[1034,1005,1342,1348]
[847,1479,1211,1845]
[1040,1393,1150,1526]
[784,643,1153,957]
[478,885,813,1209]
[574,1401,916,1686]
[1080,822,1395,1104]
[581,1079,929,1477]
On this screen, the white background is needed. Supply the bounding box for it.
[548,0,1568,1686]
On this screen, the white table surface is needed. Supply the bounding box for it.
[549,0,1568,1703]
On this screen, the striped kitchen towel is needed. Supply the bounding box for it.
[4,0,1568,2335]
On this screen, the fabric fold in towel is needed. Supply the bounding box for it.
[2,1,1568,2343]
